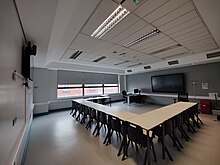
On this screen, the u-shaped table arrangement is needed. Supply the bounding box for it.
[70,97,203,165]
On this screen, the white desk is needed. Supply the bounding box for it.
[72,99,198,165]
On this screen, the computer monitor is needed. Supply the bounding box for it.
[134,89,139,94]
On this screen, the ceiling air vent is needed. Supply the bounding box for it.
[168,60,179,65]
[206,51,220,59]
[148,44,182,55]
[144,65,151,69]
[127,69,132,73]
[93,56,106,62]
[69,51,83,59]
[127,63,142,68]
[115,60,129,66]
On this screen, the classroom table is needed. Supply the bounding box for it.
[72,99,199,165]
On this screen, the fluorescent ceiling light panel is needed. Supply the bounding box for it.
[114,60,129,65]
[93,56,106,62]
[124,29,160,48]
[69,51,83,59]
[148,44,182,55]
[127,63,143,68]
[91,5,130,39]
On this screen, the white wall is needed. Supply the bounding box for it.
[0,0,33,164]
[33,68,58,114]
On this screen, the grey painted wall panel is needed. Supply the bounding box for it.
[127,62,220,97]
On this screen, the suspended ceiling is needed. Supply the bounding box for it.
[16,0,220,74]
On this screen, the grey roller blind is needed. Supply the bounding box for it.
[83,72,103,84]
[104,74,118,84]
[57,70,83,84]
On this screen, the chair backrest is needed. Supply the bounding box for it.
[122,90,127,96]
[110,116,121,132]
[99,112,107,124]
[178,92,189,102]
[134,88,139,94]
[126,121,143,144]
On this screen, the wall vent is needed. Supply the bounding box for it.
[69,51,83,59]
[206,51,220,59]
[127,69,132,73]
[168,60,179,65]
[93,56,106,62]
[144,65,151,69]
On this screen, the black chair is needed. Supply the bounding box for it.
[86,108,97,129]
[152,120,176,161]
[122,90,128,103]
[178,92,189,102]
[105,115,122,146]
[93,112,108,138]
[134,88,139,94]
[123,121,157,163]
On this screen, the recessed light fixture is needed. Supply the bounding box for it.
[127,63,143,68]
[124,29,160,48]
[93,56,106,62]
[114,60,129,66]
[119,52,126,56]
[91,5,130,39]
[144,65,151,69]
[69,51,83,59]
[148,44,182,55]
[168,60,179,65]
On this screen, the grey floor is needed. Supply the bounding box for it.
[25,102,220,165]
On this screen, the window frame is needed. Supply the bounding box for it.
[57,83,119,99]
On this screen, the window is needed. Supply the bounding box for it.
[84,84,103,96]
[57,84,83,98]
[104,84,119,94]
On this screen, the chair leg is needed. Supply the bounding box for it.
[117,138,124,156]
[106,130,113,146]
[95,123,103,137]
[169,134,181,151]
[151,141,157,162]
[165,146,173,161]
[92,124,99,135]
[143,148,148,165]
[135,143,139,152]
[122,140,130,160]
[179,127,190,141]
[103,132,109,144]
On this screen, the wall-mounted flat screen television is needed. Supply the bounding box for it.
[151,73,185,93]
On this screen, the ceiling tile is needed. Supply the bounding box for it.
[118,24,155,46]
[173,27,207,41]
[134,0,169,18]
[144,0,190,23]
[169,23,204,38]
[69,33,97,51]
[110,19,147,44]
[153,46,188,58]
[159,10,198,31]
[130,33,167,50]
[164,18,202,35]
[181,35,212,45]
[62,49,75,58]
[152,2,194,27]
[101,14,140,41]
[81,0,118,36]
[142,41,177,54]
